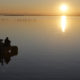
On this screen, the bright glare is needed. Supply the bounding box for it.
[60,5,67,12]
[61,16,66,32]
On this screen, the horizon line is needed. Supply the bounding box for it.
[0,13,80,16]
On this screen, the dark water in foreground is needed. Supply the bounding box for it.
[0,16,80,80]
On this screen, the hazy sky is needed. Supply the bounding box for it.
[0,0,80,15]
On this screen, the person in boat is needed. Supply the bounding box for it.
[4,37,11,47]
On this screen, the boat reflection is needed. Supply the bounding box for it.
[0,37,18,66]
[61,16,67,32]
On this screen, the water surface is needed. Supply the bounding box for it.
[0,16,80,80]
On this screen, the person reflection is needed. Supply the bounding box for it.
[0,37,18,66]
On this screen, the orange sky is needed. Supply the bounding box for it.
[0,0,80,15]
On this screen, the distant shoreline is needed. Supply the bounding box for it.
[0,14,80,16]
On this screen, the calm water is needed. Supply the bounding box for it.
[0,16,80,80]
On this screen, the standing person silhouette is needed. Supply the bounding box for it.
[4,37,11,47]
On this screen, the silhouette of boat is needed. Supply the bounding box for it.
[0,37,18,65]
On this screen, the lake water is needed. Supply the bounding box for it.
[0,16,80,80]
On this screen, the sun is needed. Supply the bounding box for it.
[60,5,68,12]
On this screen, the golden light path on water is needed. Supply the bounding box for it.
[61,16,67,32]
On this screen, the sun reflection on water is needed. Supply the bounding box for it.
[61,16,67,32]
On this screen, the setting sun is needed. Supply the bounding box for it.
[60,5,68,12]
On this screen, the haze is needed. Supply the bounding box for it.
[0,0,80,16]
